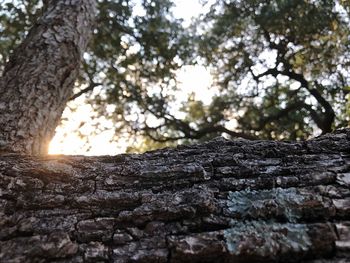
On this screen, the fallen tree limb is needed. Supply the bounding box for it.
[0,129,349,262]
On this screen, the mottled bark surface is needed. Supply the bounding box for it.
[0,129,349,262]
[0,0,96,155]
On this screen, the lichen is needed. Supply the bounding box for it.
[226,187,322,222]
[224,221,312,258]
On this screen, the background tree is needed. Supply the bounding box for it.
[141,0,350,143]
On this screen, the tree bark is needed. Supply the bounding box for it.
[0,129,349,262]
[0,0,96,155]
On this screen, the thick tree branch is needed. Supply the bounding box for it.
[260,30,336,134]
[257,101,305,130]
[145,121,257,142]
[253,37,335,133]
[0,129,349,262]
[252,67,279,81]
[70,82,102,101]
[281,70,335,133]
[143,108,257,142]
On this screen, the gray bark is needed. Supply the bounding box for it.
[0,129,349,262]
[0,0,96,155]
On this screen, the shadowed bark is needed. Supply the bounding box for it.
[0,129,349,262]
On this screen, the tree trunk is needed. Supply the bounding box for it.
[0,0,96,155]
[0,129,349,262]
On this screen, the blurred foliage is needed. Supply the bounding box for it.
[1,0,349,153]
[0,0,42,70]
[193,0,350,140]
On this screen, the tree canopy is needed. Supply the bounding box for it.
[192,0,350,140]
[144,0,350,143]
[1,0,349,153]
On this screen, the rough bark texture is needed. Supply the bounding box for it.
[0,129,349,262]
[0,0,96,155]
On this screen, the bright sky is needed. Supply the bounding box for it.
[49,0,215,156]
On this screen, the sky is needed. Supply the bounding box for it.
[48,0,215,156]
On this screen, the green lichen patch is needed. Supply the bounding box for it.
[226,187,331,222]
[224,221,312,260]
